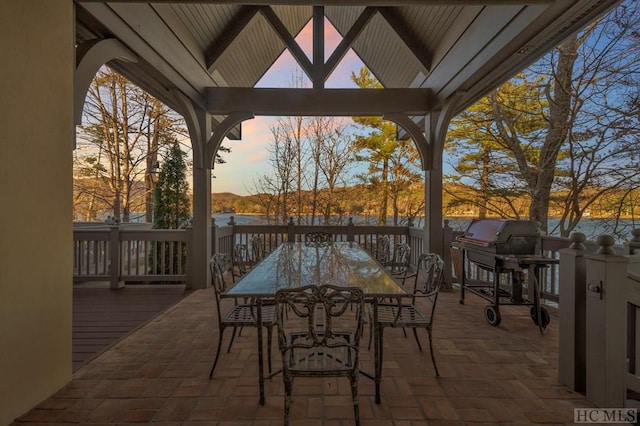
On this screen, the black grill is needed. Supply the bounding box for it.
[451,219,556,334]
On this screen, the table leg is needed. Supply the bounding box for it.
[256,299,265,405]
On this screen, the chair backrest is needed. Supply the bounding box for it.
[209,254,228,321]
[249,235,265,263]
[274,285,364,362]
[376,235,390,263]
[304,231,333,245]
[413,253,445,322]
[233,243,249,274]
[388,242,411,273]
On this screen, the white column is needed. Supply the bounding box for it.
[558,232,588,392]
[191,165,212,289]
[424,168,444,257]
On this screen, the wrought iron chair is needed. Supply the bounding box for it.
[375,235,391,263]
[249,234,265,265]
[304,231,333,245]
[230,243,250,283]
[274,285,364,426]
[370,253,445,377]
[208,254,276,378]
[383,242,414,286]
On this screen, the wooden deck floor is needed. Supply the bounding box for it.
[16,286,596,425]
[73,285,190,371]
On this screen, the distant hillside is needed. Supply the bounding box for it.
[211,192,242,213]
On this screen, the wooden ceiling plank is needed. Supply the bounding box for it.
[77,1,554,5]
[205,6,260,73]
[108,3,220,87]
[259,6,314,79]
[80,3,206,107]
[324,7,376,82]
[378,7,432,73]
[423,5,528,95]
[152,5,210,69]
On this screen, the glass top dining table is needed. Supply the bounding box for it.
[225,241,407,298]
[222,241,407,405]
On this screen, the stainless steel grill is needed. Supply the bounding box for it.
[451,219,556,334]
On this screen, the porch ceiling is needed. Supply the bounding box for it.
[75,0,621,130]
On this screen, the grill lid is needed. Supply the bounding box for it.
[461,219,508,244]
[457,219,540,248]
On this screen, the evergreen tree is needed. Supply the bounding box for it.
[351,67,422,226]
[153,142,191,229]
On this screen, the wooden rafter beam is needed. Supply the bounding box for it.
[205,6,259,73]
[313,6,325,88]
[206,87,435,116]
[324,7,376,83]
[377,7,432,73]
[259,6,314,80]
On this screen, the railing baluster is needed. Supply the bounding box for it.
[72,223,585,298]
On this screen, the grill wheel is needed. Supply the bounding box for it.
[484,305,501,326]
[530,306,550,328]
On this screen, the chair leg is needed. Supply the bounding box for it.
[209,327,226,378]
[412,327,423,351]
[375,326,384,404]
[350,373,360,426]
[226,327,238,353]
[283,377,293,426]
[427,328,439,377]
[266,325,273,374]
[367,312,373,350]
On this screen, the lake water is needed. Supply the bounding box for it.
[212,213,640,244]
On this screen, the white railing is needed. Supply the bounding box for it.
[74,225,192,287]
[213,216,425,266]
[73,218,425,287]
[74,217,586,301]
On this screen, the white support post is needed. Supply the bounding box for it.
[558,232,588,392]
[424,169,443,257]
[584,235,640,407]
[109,224,124,289]
[191,166,211,290]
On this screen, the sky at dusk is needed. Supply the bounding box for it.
[211,18,366,195]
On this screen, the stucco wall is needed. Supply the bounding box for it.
[0,1,73,423]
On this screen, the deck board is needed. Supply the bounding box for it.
[16,287,596,425]
[72,285,190,371]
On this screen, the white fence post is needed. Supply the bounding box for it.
[109,224,123,289]
[186,224,194,289]
[584,235,640,407]
[558,232,587,393]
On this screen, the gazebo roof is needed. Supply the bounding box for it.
[75,0,621,128]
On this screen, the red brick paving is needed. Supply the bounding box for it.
[13,286,592,425]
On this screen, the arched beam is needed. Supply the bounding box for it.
[427,90,466,169]
[206,112,255,168]
[384,113,429,171]
[74,38,137,126]
[171,89,206,169]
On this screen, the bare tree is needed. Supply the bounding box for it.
[446,0,640,235]
[75,67,187,222]
[250,122,299,224]
[308,116,354,225]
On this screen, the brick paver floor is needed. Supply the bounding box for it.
[13,286,592,425]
